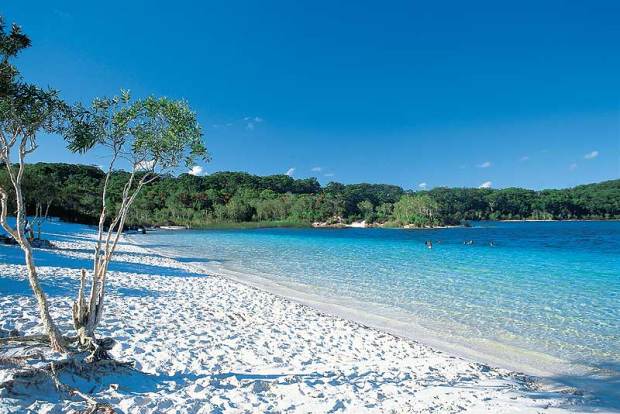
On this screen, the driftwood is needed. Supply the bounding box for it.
[49,362,117,414]
[0,334,77,345]
[0,337,132,413]
[0,333,116,365]
[1,357,123,413]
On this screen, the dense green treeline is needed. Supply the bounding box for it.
[2,163,619,228]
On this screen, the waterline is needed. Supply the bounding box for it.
[134,221,620,401]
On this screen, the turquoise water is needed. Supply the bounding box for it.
[139,221,620,388]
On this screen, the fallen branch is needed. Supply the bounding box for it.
[50,362,116,414]
[0,351,130,413]
[0,334,78,345]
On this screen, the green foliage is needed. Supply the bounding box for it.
[0,163,104,221]
[64,92,207,173]
[0,18,68,145]
[375,202,394,222]
[0,17,30,92]
[426,187,490,223]
[5,163,620,228]
[392,194,439,227]
[131,96,207,170]
[324,182,403,220]
[357,200,374,222]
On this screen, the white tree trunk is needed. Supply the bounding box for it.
[0,134,66,352]
[72,165,151,359]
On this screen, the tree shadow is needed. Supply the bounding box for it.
[2,364,323,408]
[539,360,620,412]
[0,274,75,297]
[0,274,161,299]
[1,365,189,406]
[54,245,169,260]
[42,232,136,247]
[211,371,320,382]
[61,366,209,395]
[0,244,207,279]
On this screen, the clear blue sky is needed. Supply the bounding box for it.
[4,1,619,190]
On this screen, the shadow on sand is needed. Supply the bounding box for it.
[0,274,161,299]
[3,364,324,409]
[542,360,620,412]
[0,243,206,279]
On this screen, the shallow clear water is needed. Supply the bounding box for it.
[139,221,620,382]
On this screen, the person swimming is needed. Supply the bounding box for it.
[425,240,433,249]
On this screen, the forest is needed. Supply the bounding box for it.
[4,162,619,229]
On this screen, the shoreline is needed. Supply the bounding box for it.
[181,259,570,377]
[0,223,600,412]
[131,230,620,408]
[141,218,618,232]
[141,242,589,378]
[132,237,606,401]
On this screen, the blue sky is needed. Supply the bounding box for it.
[4,1,619,190]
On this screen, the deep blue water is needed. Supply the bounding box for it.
[139,222,620,385]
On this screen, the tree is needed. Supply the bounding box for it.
[357,200,374,222]
[225,190,255,222]
[64,91,207,358]
[23,164,62,239]
[392,194,439,227]
[485,188,536,220]
[0,18,68,352]
[4,161,620,230]
[375,202,393,223]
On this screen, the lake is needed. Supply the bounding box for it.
[136,221,620,398]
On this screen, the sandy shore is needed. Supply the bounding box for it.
[0,228,588,413]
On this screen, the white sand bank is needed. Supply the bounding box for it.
[0,229,589,413]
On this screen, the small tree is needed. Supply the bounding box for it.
[65,91,206,358]
[0,18,67,352]
[24,166,60,240]
[32,200,50,239]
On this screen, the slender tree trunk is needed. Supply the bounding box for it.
[35,203,42,240]
[1,192,66,352]
[0,134,66,352]
[22,243,66,352]
[72,166,152,358]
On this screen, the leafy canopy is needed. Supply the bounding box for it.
[0,17,30,88]
[4,163,620,227]
[0,17,68,142]
[392,194,439,227]
[66,90,207,173]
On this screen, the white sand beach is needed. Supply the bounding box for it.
[0,227,588,413]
